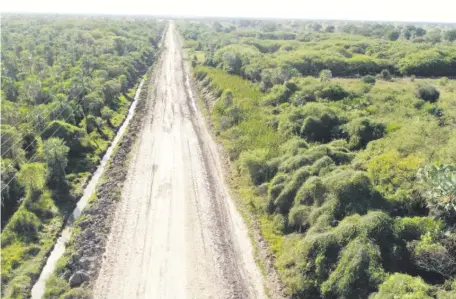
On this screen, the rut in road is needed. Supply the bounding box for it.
[93,22,267,298]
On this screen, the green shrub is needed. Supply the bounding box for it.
[321,237,386,299]
[379,69,392,81]
[5,275,32,299]
[222,89,234,107]
[398,49,456,77]
[42,121,89,153]
[273,214,287,233]
[270,173,289,186]
[277,230,343,297]
[361,75,376,85]
[213,44,260,76]
[24,190,56,219]
[289,205,312,232]
[370,273,434,299]
[274,167,311,214]
[319,84,350,101]
[279,154,321,173]
[327,149,355,165]
[416,85,440,103]
[301,114,342,143]
[279,138,309,155]
[1,159,25,224]
[6,209,41,241]
[263,82,298,106]
[295,176,328,206]
[268,182,287,213]
[394,217,443,241]
[356,212,395,246]
[239,149,277,185]
[62,287,91,299]
[43,138,70,185]
[17,163,47,194]
[319,69,333,82]
[291,90,316,106]
[343,118,386,149]
[42,274,68,299]
[278,211,399,297]
[325,170,385,218]
[308,198,338,229]
[220,106,245,130]
[311,156,336,175]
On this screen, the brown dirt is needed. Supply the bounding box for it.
[92,22,266,299]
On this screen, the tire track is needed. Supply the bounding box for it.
[93,21,266,299]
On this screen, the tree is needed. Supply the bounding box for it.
[402,25,416,40]
[387,30,400,41]
[101,106,114,126]
[102,80,121,105]
[2,77,19,102]
[325,25,335,33]
[1,159,24,225]
[312,23,322,32]
[213,22,223,32]
[444,29,456,42]
[43,138,70,185]
[426,29,442,44]
[223,52,242,75]
[415,27,427,36]
[83,91,104,116]
[17,163,47,195]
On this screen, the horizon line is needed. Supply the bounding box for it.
[2,11,456,24]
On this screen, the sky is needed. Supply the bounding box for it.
[1,0,456,23]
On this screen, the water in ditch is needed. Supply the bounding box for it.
[30,79,144,299]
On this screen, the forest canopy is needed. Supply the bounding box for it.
[1,14,164,298]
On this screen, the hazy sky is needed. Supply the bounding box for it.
[2,0,456,23]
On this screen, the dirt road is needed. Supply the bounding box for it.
[93,22,266,299]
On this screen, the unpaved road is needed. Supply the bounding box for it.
[93,22,266,299]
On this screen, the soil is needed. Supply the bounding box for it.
[91,22,266,299]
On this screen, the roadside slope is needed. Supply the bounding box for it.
[93,22,266,299]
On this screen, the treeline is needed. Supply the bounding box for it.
[1,14,164,298]
[215,19,456,43]
[181,19,456,299]
[181,21,456,86]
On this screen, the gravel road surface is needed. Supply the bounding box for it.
[93,22,266,299]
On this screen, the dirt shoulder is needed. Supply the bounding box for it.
[183,50,287,299]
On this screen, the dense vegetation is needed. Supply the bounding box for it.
[180,19,456,298]
[1,14,164,298]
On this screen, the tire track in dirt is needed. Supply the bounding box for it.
[93,21,266,299]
